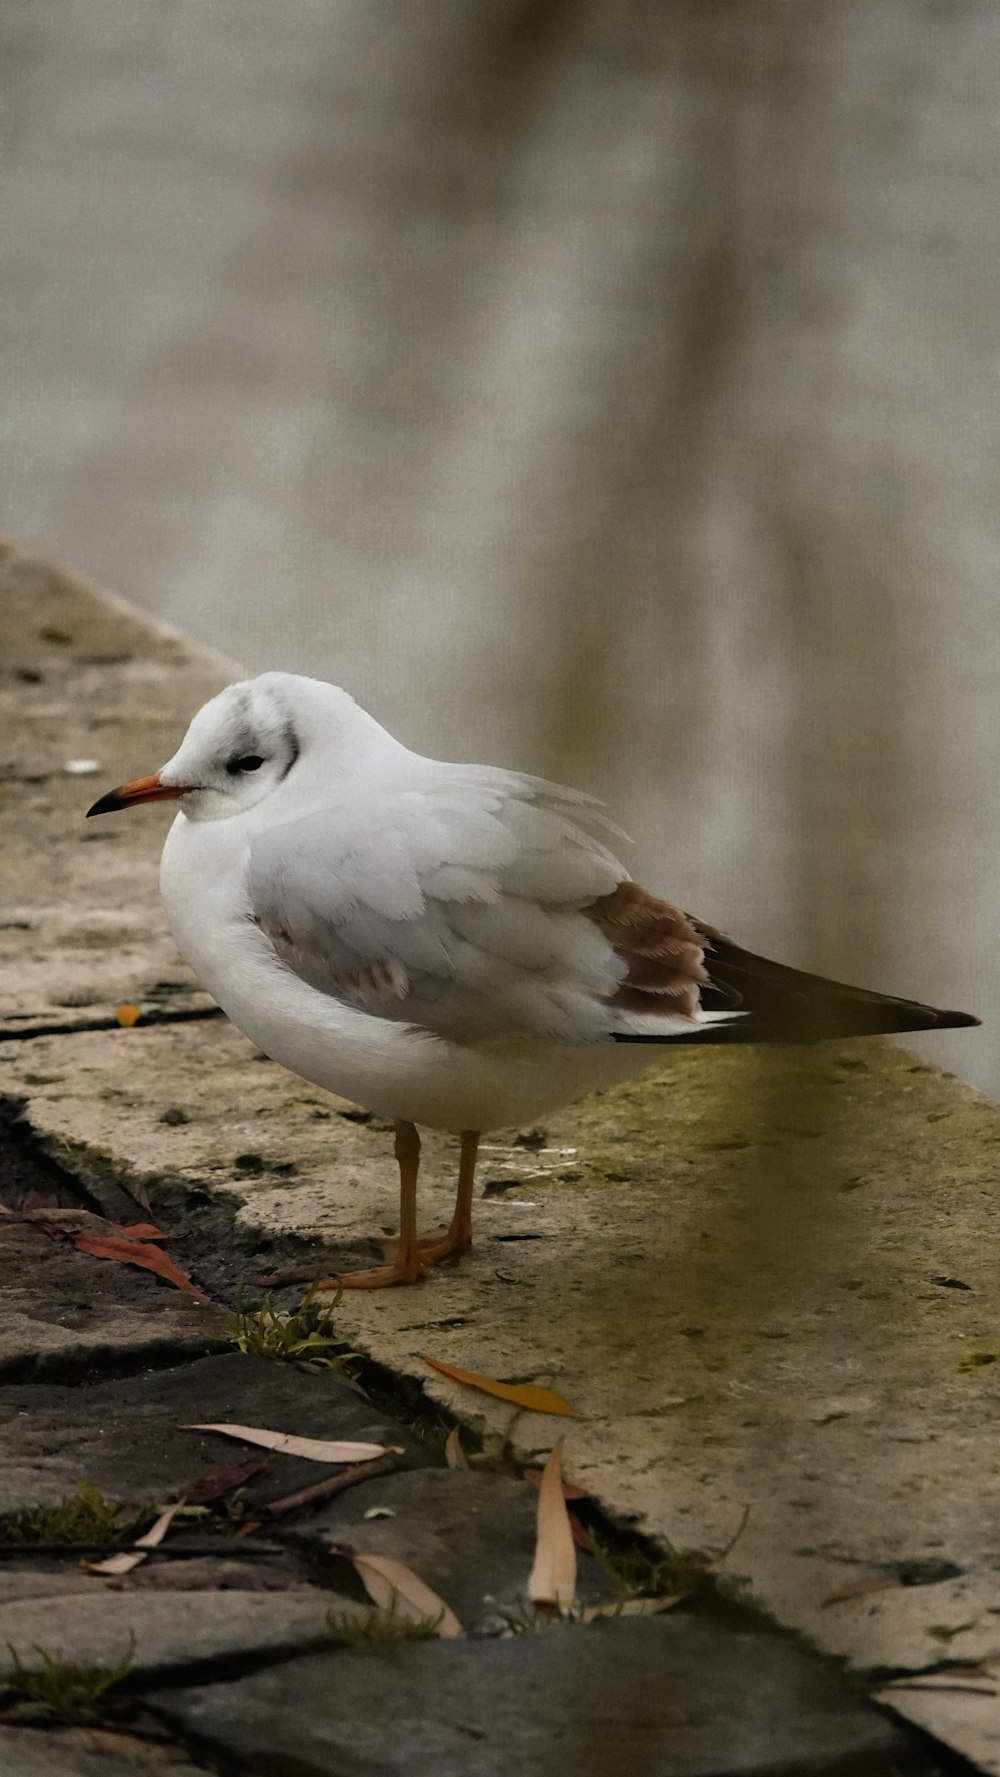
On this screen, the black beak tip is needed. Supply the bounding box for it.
[86,789,124,818]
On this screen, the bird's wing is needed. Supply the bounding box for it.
[247,766,677,1044]
[248,769,969,1048]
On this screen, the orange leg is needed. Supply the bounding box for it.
[337,1127,481,1290]
[337,1120,424,1289]
[408,1129,479,1262]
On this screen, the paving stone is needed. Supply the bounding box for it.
[283,1465,606,1631]
[0,1568,105,1606]
[0,1351,422,1516]
[0,1726,204,1777]
[0,1588,359,1687]
[6,1020,1000,1681]
[0,1554,312,1610]
[875,1669,1000,1777]
[150,1615,911,1777]
[0,1218,224,1381]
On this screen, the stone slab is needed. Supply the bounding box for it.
[0,1022,466,1278]
[0,1351,419,1515]
[875,1670,1000,1776]
[0,1589,355,1687]
[149,1616,909,1777]
[282,1465,605,1632]
[0,1217,224,1382]
[0,1727,204,1777]
[0,539,230,1034]
[0,1555,310,1609]
[4,1023,1000,1680]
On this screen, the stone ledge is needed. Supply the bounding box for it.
[3,538,998,1768]
[0,535,230,1035]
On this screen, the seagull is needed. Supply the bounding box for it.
[87,672,979,1287]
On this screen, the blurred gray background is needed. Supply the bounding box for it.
[2,1,996,1093]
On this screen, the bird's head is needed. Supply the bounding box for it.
[86,672,381,824]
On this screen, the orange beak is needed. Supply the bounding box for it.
[86,773,187,817]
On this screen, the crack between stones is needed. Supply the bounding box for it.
[1,1005,225,1042]
[0,1335,229,1389]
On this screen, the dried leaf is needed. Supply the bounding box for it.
[82,1549,147,1578]
[524,1467,589,1500]
[567,1512,592,1552]
[444,1427,467,1469]
[422,1355,575,1417]
[822,1576,899,1608]
[347,1551,463,1639]
[528,1444,577,1608]
[83,1500,185,1576]
[111,1222,171,1241]
[880,1664,995,1690]
[182,1453,272,1505]
[183,1423,402,1463]
[116,1003,141,1027]
[134,1500,187,1549]
[70,1233,209,1300]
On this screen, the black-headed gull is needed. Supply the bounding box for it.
[87,672,978,1287]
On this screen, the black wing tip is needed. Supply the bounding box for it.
[612,1004,981,1044]
[931,1009,981,1031]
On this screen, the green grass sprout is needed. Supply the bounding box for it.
[225,1280,358,1373]
[326,1598,444,1646]
[4,1636,135,1717]
[0,1481,123,1548]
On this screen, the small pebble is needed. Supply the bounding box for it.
[64,758,101,775]
[161,1107,190,1126]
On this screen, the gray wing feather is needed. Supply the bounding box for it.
[247,767,627,1043]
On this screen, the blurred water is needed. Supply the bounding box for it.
[1,0,996,1093]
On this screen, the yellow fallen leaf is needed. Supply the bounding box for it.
[422,1355,575,1417]
[524,1467,589,1500]
[115,1003,141,1027]
[84,1499,185,1577]
[444,1427,468,1469]
[182,1424,402,1462]
[347,1551,464,1639]
[528,1444,577,1608]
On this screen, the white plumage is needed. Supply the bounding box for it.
[88,670,975,1286]
[247,774,627,1045]
[150,676,697,1141]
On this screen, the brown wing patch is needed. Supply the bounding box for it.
[588,882,709,1019]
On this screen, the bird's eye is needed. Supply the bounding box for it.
[226,755,265,776]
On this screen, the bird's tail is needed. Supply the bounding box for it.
[613,924,979,1045]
